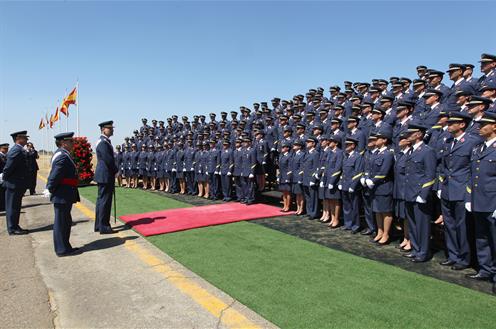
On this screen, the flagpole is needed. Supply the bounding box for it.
[76,80,80,136]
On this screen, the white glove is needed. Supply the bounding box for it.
[319,181,324,188]
[328,184,333,189]
[206,172,210,176]
[416,196,426,204]
[465,202,472,212]
[262,162,266,165]
[365,179,374,189]
[276,178,280,183]
[198,170,201,174]
[191,168,194,171]
[360,177,366,186]
[338,184,343,190]
[436,190,441,199]
[172,168,177,172]
[249,174,254,179]
[271,148,276,152]
[0,173,3,183]
[348,188,354,193]
[183,168,186,172]
[310,181,315,186]
[492,209,496,219]
[42,189,51,198]
[297,181,302,184]
[227,172,232,176]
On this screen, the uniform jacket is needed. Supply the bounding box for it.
[95,135,118,184]
[404,143,437,202]
[2,144,28,190]
[46,148,80,204]
[468,141,496,212]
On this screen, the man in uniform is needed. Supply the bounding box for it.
[0,143,8,212]
[44,132,81,257]
[403,122,437,262]
[465,111,496,294]
[95,121,118,234]
[2,131,29,235]
[438,112,480,270]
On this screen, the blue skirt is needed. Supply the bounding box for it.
[292,182,303,195]
[394,198,406,219]
[372,194,393,213]
[320,186,341,200]
[278,183,291,192]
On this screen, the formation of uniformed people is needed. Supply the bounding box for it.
[115,53,496,293]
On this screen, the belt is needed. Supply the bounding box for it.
[60,178,78,187]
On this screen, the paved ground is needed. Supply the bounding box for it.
[0,179,276,329]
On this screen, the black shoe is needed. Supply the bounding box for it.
[342,227,351,231]
[246,201,255,205]
[451,264,469,271]
[8,229,29,236]
[377,240,390,246]
[360,228,373,236]
[411,257,428,263]
[100,227,117,234]
[403,253,416,258]
[351,229,360,234]
[307,216,315,220]
[465,273,491,281]
[57,247,80,257]
[439,259,456,266]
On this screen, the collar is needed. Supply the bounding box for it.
[431,102,440,109]
[485,136,496,148]
[454,77,464,86]
[347,150,355,157]
[413,141,423,151]
[454,132,466,142]
[378,146,387,153]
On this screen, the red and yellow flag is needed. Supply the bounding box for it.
[60,102,69,116]
[49,114,54,128]
[38,118,46,130]
[53,107,60,123]
[63,86,77,106]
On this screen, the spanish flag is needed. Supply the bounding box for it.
[53,107,60,123]
[63,86,77,106]
[60,102,69,116]
[49,114,54,128]
[38,118,45,130]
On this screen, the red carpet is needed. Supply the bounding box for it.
[119,203,294,236]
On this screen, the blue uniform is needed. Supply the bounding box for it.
[321,148,343,200]
[468,140,496,282]
[393,149,408,219]
[46,148,80,255]
[339,151,364,231]
[2,144,28,233]
[240,146,257,203]
[369,148,394,213]
[302,148,320,219]
[404,142,437,261]
[94,135,118,232]
[439,133,480,266]
[0,151,7,211]
[219,148,234,200]
[361,149,377,233]
[233,147,244,200]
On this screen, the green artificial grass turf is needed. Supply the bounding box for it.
[79,186,496,329]
[78,186,191,218]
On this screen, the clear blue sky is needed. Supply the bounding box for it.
[1,1,495,150]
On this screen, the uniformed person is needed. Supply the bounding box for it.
[465,111,496,294]
[2,131,29,235]
[277,142,292,212]
[360,134,379,237]
[438,111,479,270]
[301,137,320,220]
[25,142,39,195]
[44,132,81,257]
[240,137,256,204]
[291,139,305,215]
[338,136,364,233]
[321,135,344,228]
[394,132,412,253]
[219,139,234,201]
[403,122,437,262]
[0,143,9,212]
[94,121,118,234]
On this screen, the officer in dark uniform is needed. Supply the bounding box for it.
[219,139,234,201]
[240,137,256,204]
[94,121,118,234]
[2,131,29,235]
[45,132,81,257]
[403,122,437,262]
[438,111,480,270]
[465,111,496,294]
[0,143,9,212]
[301,137,320,220]
[25,142,39,195]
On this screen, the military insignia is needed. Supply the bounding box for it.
[460,138,465,143]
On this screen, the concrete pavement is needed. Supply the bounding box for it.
[0,180,277,329]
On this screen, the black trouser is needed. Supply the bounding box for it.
[0,186,5,212]
[220,175,232,200]
[241,176,255,202]
[5,187,25,232]
[95,182,114,231]
[303,185,319,219]
[53,203,73,255]
[28,171,37,194]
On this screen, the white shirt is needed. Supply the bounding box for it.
[412,141,423,152]
[454,78,464,86]
[485,137,496,148]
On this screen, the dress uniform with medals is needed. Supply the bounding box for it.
[45,132,81,256]
[94,121,118,234]
[2,131,29,235]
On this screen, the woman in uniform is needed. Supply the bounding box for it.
[277,142,292,212]
[138,144,148,189]
[291,139,305,215]
[322,136,344,228]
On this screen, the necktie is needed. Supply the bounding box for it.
[407,148,413,156]
[481,143,487,154]
[451,139,457,150]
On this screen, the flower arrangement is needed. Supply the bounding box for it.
[72,136,94,185]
